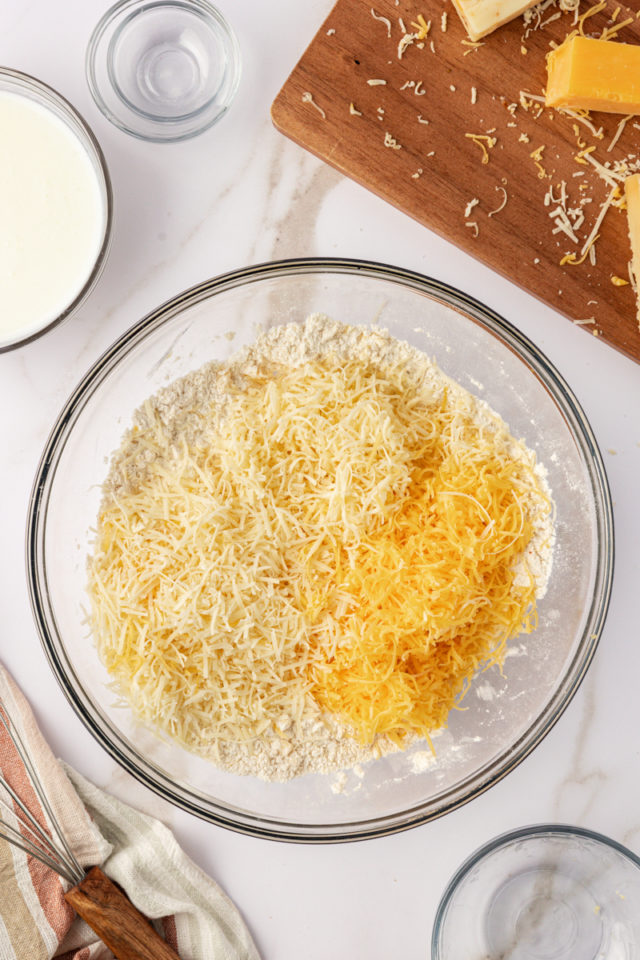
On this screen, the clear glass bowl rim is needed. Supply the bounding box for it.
[431,822,640,959]
[26,257,614,842]
[0,66,113,352]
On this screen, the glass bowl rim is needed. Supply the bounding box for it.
[0,66,113,353]
[85,0,242,143]
[26,257,614,842]
[431,822,640,958]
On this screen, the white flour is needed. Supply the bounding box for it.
[97,315,555,781]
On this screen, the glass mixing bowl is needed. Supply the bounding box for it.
[432,825,640,960]
[27,259,613,841]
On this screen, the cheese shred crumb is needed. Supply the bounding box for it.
[466,133,497,164]
[488,185,508,217]
[411,13,431,38]
[301,91,326,119]
[465,198,480,217]
[371,8,392,36]
[530,145,548,179]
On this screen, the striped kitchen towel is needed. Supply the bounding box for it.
[0,663,261,960]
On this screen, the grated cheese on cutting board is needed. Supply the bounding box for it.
[88,316,554,780]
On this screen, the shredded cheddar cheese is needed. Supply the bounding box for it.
[311,403,545,745]
[560,232,599,265]
[411,13,431,38]
[530,145,548,179]
[577,0,607,35]
[465,132,496,164]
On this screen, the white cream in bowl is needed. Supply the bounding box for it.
[0,91,107,348]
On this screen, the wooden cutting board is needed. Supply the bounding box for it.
[272,0,640,363]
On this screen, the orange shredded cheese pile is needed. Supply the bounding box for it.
[89,346,550,756]
[311,393,544,745]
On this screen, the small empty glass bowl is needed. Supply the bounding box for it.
[86,0,241,141]
[432,824,640,960]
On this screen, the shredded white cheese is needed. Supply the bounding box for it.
[371,8,392,36]
[384,131,402,149]
[607,116,631,154]
[398,32,417,58]
[301,92,326,119]
[488,186,508,218]
[580,184,618,258]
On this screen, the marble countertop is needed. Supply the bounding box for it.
[2,1,640,957]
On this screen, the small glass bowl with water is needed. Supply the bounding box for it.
[86,0,241,142]
[432,824,640,960]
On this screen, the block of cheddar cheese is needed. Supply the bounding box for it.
[625,174,640,328]
[546,36,640,114]
[451,0,540,41]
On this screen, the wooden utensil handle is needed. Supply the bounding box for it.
[65,866,181,960]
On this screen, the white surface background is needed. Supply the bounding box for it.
[1,2,640,958]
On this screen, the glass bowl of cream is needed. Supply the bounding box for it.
[0,68,112,352]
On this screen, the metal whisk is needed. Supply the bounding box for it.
[0,700,85,885]
[0,697,181,960]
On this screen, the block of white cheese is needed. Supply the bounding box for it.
[451,0,540,41]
